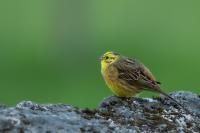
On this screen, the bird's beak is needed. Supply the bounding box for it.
[99,56,103,60]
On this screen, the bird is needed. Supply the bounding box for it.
[100,51,184,108]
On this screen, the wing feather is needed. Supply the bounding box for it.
[113,57,186,110]
[114,58,161,91]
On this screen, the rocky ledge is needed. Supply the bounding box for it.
[0,91,200,133]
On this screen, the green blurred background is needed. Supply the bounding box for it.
[0,1,200,108]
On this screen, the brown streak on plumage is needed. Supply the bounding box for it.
[101,52,187,111]
[114,57,161,92]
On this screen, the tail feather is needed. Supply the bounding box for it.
[157,90,184,108]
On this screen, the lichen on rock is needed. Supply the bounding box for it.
[0,91,200,133]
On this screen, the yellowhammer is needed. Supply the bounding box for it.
[100,51,183,107]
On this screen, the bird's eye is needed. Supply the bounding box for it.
[105,56,109,60]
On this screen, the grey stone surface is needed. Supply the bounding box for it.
[0,91,200,133]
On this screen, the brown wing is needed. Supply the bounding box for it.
[114,57,161,91]
[114,57,187,110]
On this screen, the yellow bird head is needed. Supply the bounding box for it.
[100,51,120,70]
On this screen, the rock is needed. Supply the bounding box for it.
[0,91,200,133]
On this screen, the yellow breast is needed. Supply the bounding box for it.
[101,64,139,97]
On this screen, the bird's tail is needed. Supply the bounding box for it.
[143,83,184,109]
[142,82,190,113]
[156,89,184,108]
